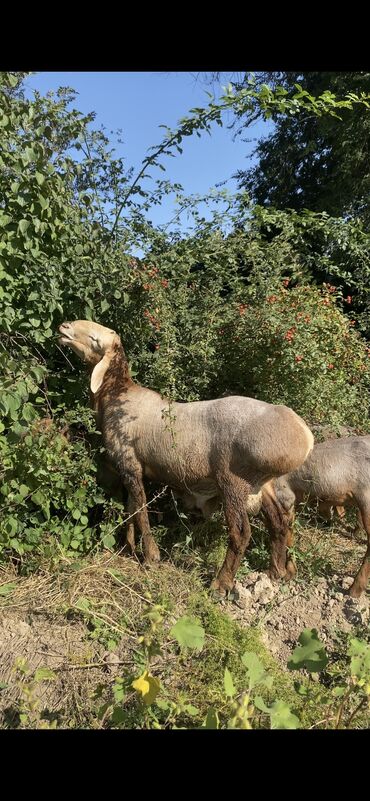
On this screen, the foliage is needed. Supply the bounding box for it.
[1,70,370,569]
[233,72,370,227]
[93,619,370,729]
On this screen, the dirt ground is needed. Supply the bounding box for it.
[229,571,369,668]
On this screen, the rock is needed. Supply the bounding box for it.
[15,621,31,637]
[254,576,274,604]
[258,591,274,605]
[103,652,120,673]
[243,571,261,587]
[344,601,362,625]
[234,583,253,610]
[342,576,354,590]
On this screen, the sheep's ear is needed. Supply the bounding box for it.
[90,354,110,394]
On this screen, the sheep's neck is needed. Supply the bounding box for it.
[90,346,134,420]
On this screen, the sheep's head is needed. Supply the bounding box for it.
[58,320,121,393]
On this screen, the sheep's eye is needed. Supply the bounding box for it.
[89,335,98,342]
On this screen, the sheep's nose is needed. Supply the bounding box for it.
[59,322,71,333]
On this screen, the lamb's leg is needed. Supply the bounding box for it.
[349,500,370,597]
[354,509,363,535]
[119,485,136,556]
[335,505,346,520]
[211,477,252,594]
[285,514,297,578]
[318,501,333,522]
[124,475,160,564]
[262,483,296,580]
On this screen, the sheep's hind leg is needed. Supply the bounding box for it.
[262,485,296,581]
[349,500,370,598]
[211,477,252,596]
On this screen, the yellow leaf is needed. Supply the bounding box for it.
[132,670,160,705]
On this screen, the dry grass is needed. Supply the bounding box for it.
[0,514,368,729]
[0,552,202,728]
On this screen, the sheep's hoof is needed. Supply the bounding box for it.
[143,545,161,565]
[227,587,240,603]
[210,579,238,603]
[267,566,287,582]
[285,560,297,581]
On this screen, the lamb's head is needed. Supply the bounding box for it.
[58,320,122,393]
[58,320,118,364]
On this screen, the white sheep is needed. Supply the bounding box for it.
[266,436,370,597]
[59,319,314,594]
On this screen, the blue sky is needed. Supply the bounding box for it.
[24,72,271,245]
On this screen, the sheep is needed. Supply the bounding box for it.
[266,435,370,597]
[316,501,363,535]
[58,319,314,594]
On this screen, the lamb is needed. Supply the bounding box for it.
[58,319,314,594]
[267,435,370,597]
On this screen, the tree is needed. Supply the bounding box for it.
[234,72,370,228]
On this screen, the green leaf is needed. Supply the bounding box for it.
[111,706,126,725]
[269,700,300,730]
[204,708,219,729]
[22,403,37,423]
[0,214,12,226]
[0,582,16,597]
[34,667,56,682]
[254,695,271,714]
[349,639,370,681]
[183,704,200,716]
[74,597,91,612]
[241,651,272,689]
[224,667,236,698]
[35,172,45,186]
[75,244,83,255]
[8,74,19,87]
[288,628,328,673]
[18,219,30,236]
[102,533,115,549]
[170,616,205,652]
[38,194,49,211]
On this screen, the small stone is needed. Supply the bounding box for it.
[295,616,301,625]
[254,576,274,604]
[103,652,120,673]
[344,601,362,625]
[342,576,354,590]
[234,582,253,610]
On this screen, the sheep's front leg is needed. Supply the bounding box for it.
[124,474,160,564]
